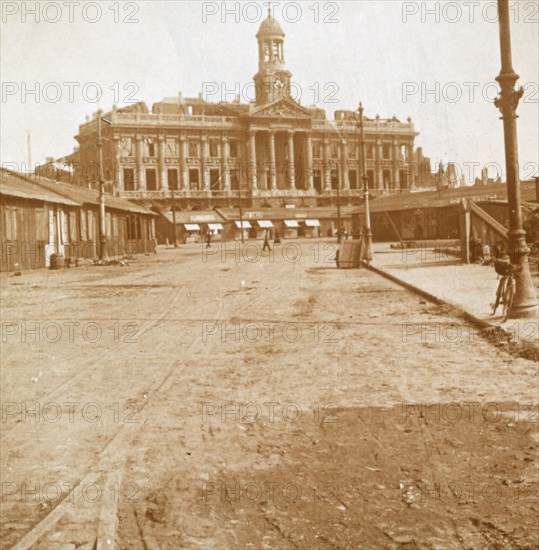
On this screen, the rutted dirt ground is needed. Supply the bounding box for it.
[1,240,537,549]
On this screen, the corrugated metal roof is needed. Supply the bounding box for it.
[0,169,79,206]
[353,181,538,214]
[27,175,154,215]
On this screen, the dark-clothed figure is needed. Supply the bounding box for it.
[262,230,271,252]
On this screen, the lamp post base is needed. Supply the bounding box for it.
[509,263,539,319]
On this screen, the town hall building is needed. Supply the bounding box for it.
[70,11,423,210]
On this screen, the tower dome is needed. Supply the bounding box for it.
[256,8,285,39]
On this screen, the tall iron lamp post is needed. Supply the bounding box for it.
[494,0,537,318]
[96,113,109,261]
[357,102,373,265]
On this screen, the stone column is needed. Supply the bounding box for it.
[248,130,258,191]
[113,137,123,192]
[406,142,415,190]
[393,141,400,191]
[323,138,331,190]
[341,140,349,190]
[180,136,188,190]
[375,139,383,189]
[201,137,209,191]
[287,130,295,190]
[269,130,277,191]
[135,134,145,191]
[221,136,230,191]
[158,135,168,191]
[305,132,314,192]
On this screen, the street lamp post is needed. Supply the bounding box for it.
[96,114,109,262]
[357,102,373,265]
[336,141,343,243]
[171,184,178,247]
[238,176,245,244]
[494,0,537,318]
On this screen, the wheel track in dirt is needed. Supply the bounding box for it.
[7,262,293,550]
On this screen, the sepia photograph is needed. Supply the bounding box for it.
[1,0,538,548]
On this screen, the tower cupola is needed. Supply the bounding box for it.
[253,9,291,105]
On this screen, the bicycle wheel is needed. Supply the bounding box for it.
[492,277,506,315]
[502,278,515,322]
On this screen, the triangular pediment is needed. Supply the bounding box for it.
[247,99,312,120]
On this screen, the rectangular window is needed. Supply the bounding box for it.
[60,211,68,243]
[123,168,135,191]
[367,144,374,159]
[230,170,239,190]
[189,169,200,189]
[383,144,391,160]
[167,168,179,190]
[209,141,219,158]
[349,170,358,190]
[367,170,375,189]
[146,169,157,191]
[210,169,220,191]
[229,140,238,158]
[147,140,156,157]
[330,142,339,159]
[35,209,48,241]
[166,138,178,158]
[112,214,119,237]
[312,141,321,159]
[348,143,357,159]
[188,141,199,158]
[69,211,77,242]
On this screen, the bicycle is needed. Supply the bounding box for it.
[491,259,517,322]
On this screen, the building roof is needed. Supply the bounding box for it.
[0,169,79,206]
[27,175,155,215]
[352,181,538,214]
[257,10,285,38]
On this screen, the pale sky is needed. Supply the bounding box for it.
[1,0,538,183]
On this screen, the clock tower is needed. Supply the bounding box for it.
[253,8,292,106]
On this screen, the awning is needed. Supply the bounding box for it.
[235,221,252,229]
[207,223,223,230]
[305,219,320,227]
[284,220,300,228]
[184,223,200,231]
[257,220,273,228]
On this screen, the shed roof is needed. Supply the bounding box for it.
[352,181,538,215]
[27,175,155,215]
[0,169,79,206]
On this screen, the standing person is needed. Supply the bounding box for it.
[274,228,281,245]
[262,229,271,253]
[205,231,212,249]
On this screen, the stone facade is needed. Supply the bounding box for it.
[72,12,419,210]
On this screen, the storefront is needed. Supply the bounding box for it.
[234,220,251,241]
[255,219,274,239]
[283,219,299,239]
[303,219,321,238]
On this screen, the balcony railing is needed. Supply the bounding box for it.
[118,188,372,200]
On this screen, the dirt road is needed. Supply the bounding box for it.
[1,241,537,549]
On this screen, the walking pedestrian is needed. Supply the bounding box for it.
[205,231,212,249]
[262,229,271,253]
